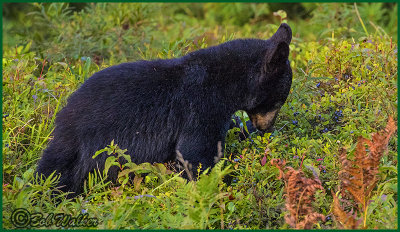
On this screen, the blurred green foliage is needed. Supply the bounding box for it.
[3,2,397,62]
[2,2,397,230]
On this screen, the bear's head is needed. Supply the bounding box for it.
[246,23,292,132]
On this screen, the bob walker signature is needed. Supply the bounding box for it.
[10,208,99,228]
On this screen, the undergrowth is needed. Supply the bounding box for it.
[3,2,398,229]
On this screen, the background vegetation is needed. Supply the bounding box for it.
[2,2,398,229]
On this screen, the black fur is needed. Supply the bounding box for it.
[36,24,293,197]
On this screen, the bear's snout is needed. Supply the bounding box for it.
[249,108,279,132]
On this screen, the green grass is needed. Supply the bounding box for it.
[2,2,398,229]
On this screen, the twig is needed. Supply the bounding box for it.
[175,150,193,181]
[39,58,47,80]
[214,141,223,164]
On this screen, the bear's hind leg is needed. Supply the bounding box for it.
[36,142,82,198]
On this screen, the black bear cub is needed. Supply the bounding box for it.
[37,24,293,197]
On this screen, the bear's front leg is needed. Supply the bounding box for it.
[176,134,222,180]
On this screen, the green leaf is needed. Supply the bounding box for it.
[227,202,236,212]
[104,156,119,175]
[93,148,107,159]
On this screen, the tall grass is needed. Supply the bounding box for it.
[2,3,397,229]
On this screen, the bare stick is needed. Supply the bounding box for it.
[214,141,223,164]
[175,150,193,181]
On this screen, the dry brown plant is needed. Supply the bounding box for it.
[271,159,326,229]
[333,117,397,229]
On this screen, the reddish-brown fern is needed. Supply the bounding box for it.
[331,190,361,229]
[271,159,326,229]
[333,117,397,229]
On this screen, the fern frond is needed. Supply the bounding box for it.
[332,190,362,229]
[271,159,326,229]
[333,116,397,229]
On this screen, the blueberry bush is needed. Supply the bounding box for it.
[2,3,397,229]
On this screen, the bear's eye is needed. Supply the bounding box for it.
[274,102,283,109]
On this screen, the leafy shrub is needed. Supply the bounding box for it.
[2,2,397,229]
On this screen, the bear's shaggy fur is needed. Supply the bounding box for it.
[36,24,292,197]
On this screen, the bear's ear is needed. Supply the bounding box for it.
[264,41,289,74]
[270,23,292,45]
[262,24,291,75]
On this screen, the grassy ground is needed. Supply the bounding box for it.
[2,3,398,229]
